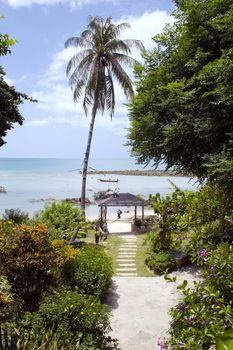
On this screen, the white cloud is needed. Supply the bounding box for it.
[27,10,173,136]
[25,113,128,136]
[2,0,116,8]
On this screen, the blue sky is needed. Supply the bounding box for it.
[0,0,174,158]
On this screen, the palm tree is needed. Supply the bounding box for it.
[65,16,144,215]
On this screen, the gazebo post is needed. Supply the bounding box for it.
[100,206,103,222]
[142,204,144,223]
[104,206,107,222]
[134,205,137,221]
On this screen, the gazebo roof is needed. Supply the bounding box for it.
[98,192,146,207]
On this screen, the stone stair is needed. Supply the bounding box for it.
[115,234,138,276]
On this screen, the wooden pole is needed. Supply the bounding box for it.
[134,205,137,221]
[105,206,107,222]
[100,206,103,222]
[142,205,144,222]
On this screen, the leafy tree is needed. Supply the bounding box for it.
[0,21,34,147]
[65,16,144,214]
[127,0,233,181]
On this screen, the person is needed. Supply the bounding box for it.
[117,209,122,219]
[102,222,109,240]
[94,225,104,246]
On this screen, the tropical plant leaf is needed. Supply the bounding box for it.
[216,330,233,350]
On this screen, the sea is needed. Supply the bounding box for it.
[0,158,197,218]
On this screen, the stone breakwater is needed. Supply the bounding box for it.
[87,170,185,177]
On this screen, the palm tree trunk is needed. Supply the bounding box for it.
[81,110,96,215]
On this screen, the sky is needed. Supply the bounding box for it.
[0,0,175,159]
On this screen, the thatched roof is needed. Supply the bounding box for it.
[98,193,146,207]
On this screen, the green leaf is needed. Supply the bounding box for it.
[216,330,233,350]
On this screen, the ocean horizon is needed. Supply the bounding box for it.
[0,158,197,217]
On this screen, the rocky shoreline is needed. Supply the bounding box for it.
[87,169,185,177]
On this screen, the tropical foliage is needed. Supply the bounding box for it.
[34,202,85,240]
[0,21,34,147]
[0,216,115,349]
[65,16,144,212]
[164,243,233,350]
[127,0,233,181]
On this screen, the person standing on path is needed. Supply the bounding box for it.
[117,209,122,219]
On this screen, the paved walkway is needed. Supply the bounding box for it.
[105,223,199,350]
[115,234,138,277]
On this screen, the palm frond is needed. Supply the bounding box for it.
[66,49,93,76]
[106,67,115,118]
[82,56,99,115]
[114,22,131,36]
[122,39,145,52]
[105,39,132,54]
[68,53,94,94]
[113,53,139,67]
[64,36,84,49]
[108,54,134,98]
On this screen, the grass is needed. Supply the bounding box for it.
[135,233,154,277]
[81,226,154,277]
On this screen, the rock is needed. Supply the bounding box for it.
[170,250,189,268]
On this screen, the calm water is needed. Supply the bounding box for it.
[0,158,197,217]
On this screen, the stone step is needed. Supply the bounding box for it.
[118,263,136,267]
[116,268,137,272]
[115,273,138,276]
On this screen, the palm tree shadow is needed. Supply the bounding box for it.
[104,280,120,309]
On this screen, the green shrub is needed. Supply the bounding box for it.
[201,243,233,304]
[146,251,176,275]
[165,243,233,349]
[68,245,113,299]
[34,202,85,240]
[0,326,81,349]
[185,220,223,262]
[0,223,56,311]
[2,208,29,224]
[146,229,173,252]
[20,290,117,349]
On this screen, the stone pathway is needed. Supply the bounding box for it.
[115,234,138,277]
[105,222,199,350]
[106,271,199,350]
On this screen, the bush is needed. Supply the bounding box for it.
[68,245,113,299]
[2,208,29,224]
[0,223,56,311]
[20,290,117,349]
[185,220,223,262]
[52,240,80,283]
[146,251,176,275]
[34,202,85,240]
[165,243,233,349]
[0,326,80,349]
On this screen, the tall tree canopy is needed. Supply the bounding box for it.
[0,24,33,147]
[127,0,233,181]
[65,16,144,213]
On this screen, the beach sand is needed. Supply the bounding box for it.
[86,207,155,222]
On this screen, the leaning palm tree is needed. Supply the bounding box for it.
[65,16,144,215]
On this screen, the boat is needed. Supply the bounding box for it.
[99,179,119,183]
[0,186,7,193]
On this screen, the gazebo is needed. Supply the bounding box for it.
[98,192,146,222]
